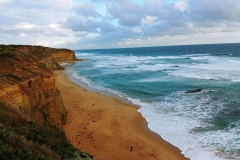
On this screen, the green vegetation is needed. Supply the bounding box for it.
[0,103,93,160]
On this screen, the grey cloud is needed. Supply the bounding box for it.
[1,23,70,37]
[79,25,135,44]
[198,4,239,31]
[0,0,73,27]
[143,0,166,17]
[187,0,240,25]
[105,0,188,28]
[138,0,240,36]
[64,16,101,32]
[100,19,116,33]
[73,3,101,17]
[106,0,144,26]
[62,0,240,48]
[16,0,73,9]
[142,0,188,26]
[45,0,240,49]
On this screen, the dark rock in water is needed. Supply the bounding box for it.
[185,88,203,93]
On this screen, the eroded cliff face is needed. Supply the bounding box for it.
[0,45,73,128]
[51,49,76,62]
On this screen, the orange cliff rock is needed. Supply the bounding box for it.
[51,48,76,62]
[0,45,75,128]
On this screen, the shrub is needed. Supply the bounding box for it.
[0,103,28,127]
[0,103,93,160]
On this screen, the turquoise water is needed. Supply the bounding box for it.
[64,44,240,160]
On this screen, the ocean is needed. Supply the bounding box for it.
[63,43,240,160]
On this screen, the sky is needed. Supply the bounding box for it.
[0,0,240,49]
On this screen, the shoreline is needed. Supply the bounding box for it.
[54,69,189,160]
[63,68,140,107]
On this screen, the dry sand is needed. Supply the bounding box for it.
[54,70,189,160]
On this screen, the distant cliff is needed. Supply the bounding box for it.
[0,45,92,159]
[51,48,76,62]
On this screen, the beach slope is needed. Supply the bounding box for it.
[55,70,189,160]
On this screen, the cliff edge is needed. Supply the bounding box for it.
[0,45,92,160]
[51,48,76,62]
[0,45,70,127]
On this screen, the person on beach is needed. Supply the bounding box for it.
[130,145,133,151]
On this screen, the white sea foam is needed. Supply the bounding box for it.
[60,63,69,66]
[75,52,96,57]
[137,63,174,71]
[67,69,93,87]
[66,69,132,103]
[231,79,240,82]
[81,52,240,82]
[163,56,240,81]
[167,69,240,81]
[137,93,238,160]
[134,77,167,83]
[183,58,240,71]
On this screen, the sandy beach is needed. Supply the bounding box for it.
[54,70,189,160]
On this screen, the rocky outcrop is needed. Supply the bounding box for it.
[0,45,74,128]
[185,88,203,93]
[51,49,77,62]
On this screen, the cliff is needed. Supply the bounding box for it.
[0,45,69,127]
[51,48,77,62]
[0,45,92,159]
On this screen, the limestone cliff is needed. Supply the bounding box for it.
[0,45,74,128]
[51,48,77,62]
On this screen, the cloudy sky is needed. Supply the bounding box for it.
[0,0,240,49]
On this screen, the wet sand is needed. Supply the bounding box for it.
[54,70,189,160]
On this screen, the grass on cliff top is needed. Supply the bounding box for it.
[0,103,93,160]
